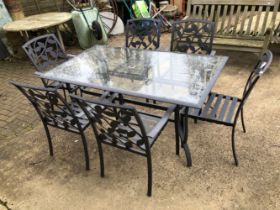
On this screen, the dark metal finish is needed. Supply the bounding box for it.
[35,45,227,168]
[10,81,92,170]
[22,33,68,72]
[34,44,227,168]
[21,33,77,96]
[22,33,97,96]
[36,45,228,108]
[170,19,215,55]
[113,94,193,167]
[175,106,192,166]
[186,50,273,166]
[125,18,161,105]
[126,18,161,50]
[70,94,176,196]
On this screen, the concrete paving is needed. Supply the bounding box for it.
[0,34,279,210]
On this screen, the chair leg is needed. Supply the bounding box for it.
[80,131,90,170]
[43,123,53,156]
[182,115,192,167]
[97,141,105,177]
[241,108,246,133]
[181,114,188,147]
[147,155,152,197]
[175,108,180,155]
[231,126,239,166]
[183,143,192,167]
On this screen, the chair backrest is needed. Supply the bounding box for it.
[22,34,67,72]
[234,50,273,122]
[170,19,215,54]
[10,81,83,132]
[126,18,161,50]
[71,94,151,154]
[242,50,273,100]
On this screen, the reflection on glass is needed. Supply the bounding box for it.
[42,45,228,107]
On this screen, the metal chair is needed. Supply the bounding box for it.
[22,34,77,92]
[70,94,176,196]
[10,81,93,170]
[22,33,98,96]
[126,18,161,50]
[22,34,70,72]
[183,50,273,166]
[170,19,215,55]
[125,18,161,104]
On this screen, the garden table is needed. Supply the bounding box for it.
[37,45,228,165]
[3,12,72,51]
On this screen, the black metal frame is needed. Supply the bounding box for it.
[125,18,160,104]
[70,94,177,196]
[170,19,215,55]
[22,33,100,97]
[10,81,92,170]
[126,18,161,50]
[22,33,79,95]
[184,50,273,166]
[114,94,193,167]
[22,33,68,72]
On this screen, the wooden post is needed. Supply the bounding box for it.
[3,0,25,20]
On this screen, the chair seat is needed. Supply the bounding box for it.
[134,105,175,149]
[100,105,175,153]
[188,92,241,125]
[138,113,162,147]
[113,113,164,152]
[47,101,91,133]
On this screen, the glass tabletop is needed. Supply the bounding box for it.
[37,45,228,108]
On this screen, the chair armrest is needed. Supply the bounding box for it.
[148,104,176,139]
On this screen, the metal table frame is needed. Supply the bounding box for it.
[36,46,229,166]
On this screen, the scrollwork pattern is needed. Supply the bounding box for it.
[171,19,214,55]
[126,19,161,50]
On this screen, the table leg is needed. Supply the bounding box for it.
[24,31,29,40]
[56,26,65,52]
[175,106,192,167]
[20,31,29,41]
